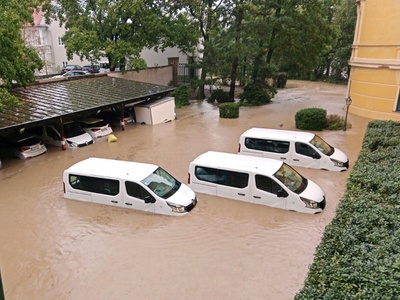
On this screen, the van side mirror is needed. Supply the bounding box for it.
[277,188,288,198]
[312,152,321,159]
[144,195,156,203]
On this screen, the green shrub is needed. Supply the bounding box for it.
[295,108,327,131]
[296,120,400,299]
[239,83,275,106]
[273,72,288,88]
[207,89,231,103]
[169,85,190,108]
[326,114,352,130]
[219,102,239,118]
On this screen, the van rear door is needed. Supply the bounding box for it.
[90,177,122,207]
[215,170,250,202]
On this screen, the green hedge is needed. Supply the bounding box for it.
[296,120,400,299]
[207,89,232,103]
[219,102,239,118]
[295,108,327,131]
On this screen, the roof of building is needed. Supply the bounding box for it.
[0,75,174,135]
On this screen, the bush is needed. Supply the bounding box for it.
[296,120,400,299]
[239,83,275,106]
[207,88,231,103]
[295,108,327,131]
[169,85,190,108]
[219,102,239,118]
[273,72,288,88]
[325,114,352,130]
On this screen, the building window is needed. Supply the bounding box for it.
[58,36,64,46]
[397,89,400,112]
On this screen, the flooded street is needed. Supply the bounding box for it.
[0,80,371,300]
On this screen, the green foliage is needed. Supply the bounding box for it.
[296,120,400,299]
[0,88,20,112]
[207,89,231,103]
[273,72,288,88]
[0,1,44,89]
[326,114,352,130]
[126,57,147,71]
[169,85,190,108]
[295,108,327,131]
[219,103,239,119]
[50,0,199,72]
[239,83,274,106]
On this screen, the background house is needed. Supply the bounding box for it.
[25,11,189,77]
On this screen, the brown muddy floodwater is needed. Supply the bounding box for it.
[0,80,371,300]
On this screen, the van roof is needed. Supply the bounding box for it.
[65,157,158,181]
[191,151,283,175]
[241,128,315,143]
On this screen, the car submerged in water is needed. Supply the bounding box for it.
[25,123,94,148]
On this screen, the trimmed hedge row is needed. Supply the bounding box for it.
[296,120,400,299]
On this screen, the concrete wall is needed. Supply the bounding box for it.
[108,65,174,87]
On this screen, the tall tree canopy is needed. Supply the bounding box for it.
[0,0,44,109]
[46,0,199,71]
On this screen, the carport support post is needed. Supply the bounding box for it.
[120,103,125,131]
[59,117,66,150]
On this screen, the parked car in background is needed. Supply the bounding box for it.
[53,71,87,79]
[78,118,113,139]
[25,123,94,148]
[61,65,82,73]
[96,108,135,128]
[0,134,47,159]
[82,65,100,74]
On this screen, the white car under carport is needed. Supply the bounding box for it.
[25,123,94,148]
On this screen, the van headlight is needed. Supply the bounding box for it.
[300,197,319,209]
[330,158,344,167]
[166,202,186,213]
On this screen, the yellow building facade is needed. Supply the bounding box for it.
[348,0,400,120]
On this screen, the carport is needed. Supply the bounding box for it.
[0,74,175,137]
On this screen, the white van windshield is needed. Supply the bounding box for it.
[274,163,307,194]
[141,167,181,199]
[310,135,334,156]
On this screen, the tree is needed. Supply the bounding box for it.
[0,1,44,109]
[168,0,233,100]
[330,0,357,79]
[245,0,336,82]
[46,0,199,72]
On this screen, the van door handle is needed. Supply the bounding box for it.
[111,200,118,204]
[253,196,261,199]
[238,193,245,196]
[125,202,132,206]
[293,159,299,161]
[280,157,286,160]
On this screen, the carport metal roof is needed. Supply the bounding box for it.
[0,75,174,135]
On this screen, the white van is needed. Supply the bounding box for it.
[188,151,326,214]
[63,158,197,216]
[238,128,349,172]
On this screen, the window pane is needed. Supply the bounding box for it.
[195,166,248,188]
[245,138,289,153]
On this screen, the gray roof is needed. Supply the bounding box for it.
[0,75,174,134]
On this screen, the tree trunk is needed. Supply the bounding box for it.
[229,0,244,101]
